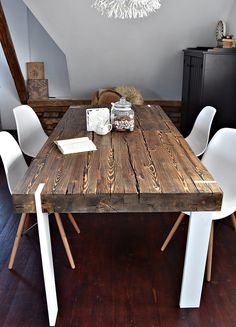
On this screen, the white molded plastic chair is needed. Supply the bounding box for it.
[0,131,80,270]
[185,106,216,157]
[13,105,48,157]
[161,128,236,281]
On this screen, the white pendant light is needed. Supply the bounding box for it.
[92,0,161,19]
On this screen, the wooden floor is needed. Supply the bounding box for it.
[0,162,236,326]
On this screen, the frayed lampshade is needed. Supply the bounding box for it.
[92,0,161,19]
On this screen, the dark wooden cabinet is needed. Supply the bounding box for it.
[181,47,236,137]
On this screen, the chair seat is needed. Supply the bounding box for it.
[13,105,48,157]
[161,128,236,282]
[185,106,216,157]
[0,131,80,270]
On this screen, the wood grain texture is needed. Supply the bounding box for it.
[145,99,182,107]
[12,105,222,213]
[1,191,236,327]
[28,99,91,107]
[26,62,45,79]
[28,99,182,134]
[27,99,181,108]
[27,79,49,99]
[0,1,27,104]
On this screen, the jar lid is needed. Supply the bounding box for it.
[113,96,131,109]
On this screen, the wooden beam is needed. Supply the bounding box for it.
[28,98,182,108]
[28,98,90,107]
[28,98,182,134]
[0,1,27,104]
[144,100,182,107]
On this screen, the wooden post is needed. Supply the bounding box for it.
[0,1,28,104]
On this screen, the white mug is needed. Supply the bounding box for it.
[94,123,112,136]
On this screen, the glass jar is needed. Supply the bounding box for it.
[111,97,135,132]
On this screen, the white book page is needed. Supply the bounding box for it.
[54,137,97,154]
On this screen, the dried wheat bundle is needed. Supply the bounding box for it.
[92,0,161,19]
[114,85,144,105]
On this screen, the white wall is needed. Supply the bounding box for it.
[1,0,236,129]
[0,0,29,129]
[0,0,71,129]
[28,11,71,98]
[23,0,235,99]
[228,1,236,35]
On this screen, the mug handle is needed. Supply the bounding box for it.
[107,123,112,132]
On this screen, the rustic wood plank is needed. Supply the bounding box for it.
[1,174,236,327]
[12,105,222,213]
[31,106,68,113]
[27,79,49,99]
[28,99,91,107]
[26,62,45,79]
[0,1,27,104]
[28,99,182,135]
[27,99,181,108]
[144,99,182,107]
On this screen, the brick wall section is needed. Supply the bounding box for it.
[30,105,69,134]
[28,99,182,135]
[28,99,86,135]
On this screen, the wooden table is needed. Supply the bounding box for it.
[13,105,223,326]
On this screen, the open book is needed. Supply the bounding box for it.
[54,137,97,154]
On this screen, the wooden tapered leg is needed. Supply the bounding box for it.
[230,213,236,231]
[206,222,214,282]
[54,213,75,269]
[23,213,30,232]
[67,213,80,234]
[161,213,186,251]
[8,213,27,270]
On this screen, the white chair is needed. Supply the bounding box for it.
[185,106,216,156]
[13,105,48,157]
[161,128,236,281]
[0,131,79,270]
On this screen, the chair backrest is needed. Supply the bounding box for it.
[185,106,216,156]
[202,128,236,215]
[13,105,48,157]
[0,132,28,194]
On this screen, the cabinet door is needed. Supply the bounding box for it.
[202,54,236,135]
[181,55,203,136]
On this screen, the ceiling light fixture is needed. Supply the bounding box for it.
[92,0,161,19]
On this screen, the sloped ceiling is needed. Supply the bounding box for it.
[23,0,235,99]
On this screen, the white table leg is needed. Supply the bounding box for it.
[35,184,58,326]
[179,211,213,308]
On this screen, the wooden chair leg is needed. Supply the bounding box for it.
[161,213,186,251]
[67,213,80,234]
[8,213,28,270]
[54,213,75,269]
[206,222,214,282]
[23,213,30,232]
[230,213,236,231]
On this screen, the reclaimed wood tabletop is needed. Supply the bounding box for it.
[12,105,222,214]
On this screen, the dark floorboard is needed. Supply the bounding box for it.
[0,161,236,327]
